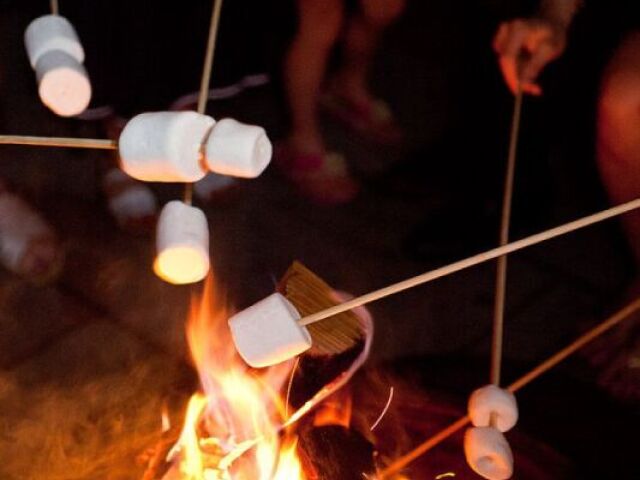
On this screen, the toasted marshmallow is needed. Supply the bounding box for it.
[35,50,91,117]
[154,201,209,285]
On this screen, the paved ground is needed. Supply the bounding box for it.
[0,1,638,478]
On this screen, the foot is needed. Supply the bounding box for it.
[320,88,403,145]
[0,181,63,282]
[274,143,360,205]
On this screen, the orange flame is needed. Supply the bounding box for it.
[171,274,306,479]
[313,388,353,429]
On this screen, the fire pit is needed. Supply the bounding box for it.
[137,269,571,480]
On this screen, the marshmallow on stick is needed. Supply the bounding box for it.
[118,113,273,183]
[154,200,209,285]
[119,112,214,183]
[35,50,91,117]
[464,427,514,480]
[24,14,91,117]
[25,15,85,67]
[229,293,312,368]
[468,385,518,433]
[204,118,272,178]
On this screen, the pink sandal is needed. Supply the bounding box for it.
[274,144,360,205]
[0,181,64,282]
[320,91,403,146]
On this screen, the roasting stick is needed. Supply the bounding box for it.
[50,0,59,15]
[0,135,116,149]
[491,84,523,387]
[377,296,640,479]
[184,0,224,205]
[298,197,640,327]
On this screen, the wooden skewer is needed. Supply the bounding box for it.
[0,134,117,150]
[491,85,523,387]
[197,0,224,115]
[377,296,640,478]
[297,197,640,327]
[50,0,59,15]
[183,0,224,205]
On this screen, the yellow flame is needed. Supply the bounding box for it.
[179,393,208,479]
[172,274,305,479]
[272,439,304,480]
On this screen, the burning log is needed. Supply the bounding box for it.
[298,425,376,480]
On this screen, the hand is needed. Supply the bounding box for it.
[493,18,567,95]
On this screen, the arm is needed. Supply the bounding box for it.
[493,0,582,95]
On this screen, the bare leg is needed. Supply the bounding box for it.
[285,0,344,155]
[332,0,405,104]
[597,32,640,264]
[593,31,640,401]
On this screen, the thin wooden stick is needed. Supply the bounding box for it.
[298,197,640,327]
[50,0,59,15]
[377,296,640,478]
[491,86,523,386]
[0,134,117,150]
[184,0,224,205]
[197,0,224,115]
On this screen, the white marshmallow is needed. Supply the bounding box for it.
[464,427,514,480]
[229,293,312,368]
[25,14,85,68]
[0,193,52,273]
[468,385,518,433]
[119,112,214,183]
[154,201,209,285]
[204,118,272,178]
[103,169,157,224]
[35,50,91,117]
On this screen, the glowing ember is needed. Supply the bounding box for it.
[166,276,305,479]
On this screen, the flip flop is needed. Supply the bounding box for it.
[320,91,403,146]
[274,144,359,205]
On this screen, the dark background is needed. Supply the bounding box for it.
[0,0,637,478]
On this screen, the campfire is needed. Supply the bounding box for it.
[137,263,583,480]
[156,277,305,479]
[142,270,378,480]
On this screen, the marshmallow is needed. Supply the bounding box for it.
[204,118,272,178]
[154,201,209,285]
[103,169,157,225]
[464,427,514,480]
[229,293,312,368]
[24,14,85,68]
[119,112,214,183]
[35,50,91,117]
[0,193,52,273]
[468,385,518,433]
